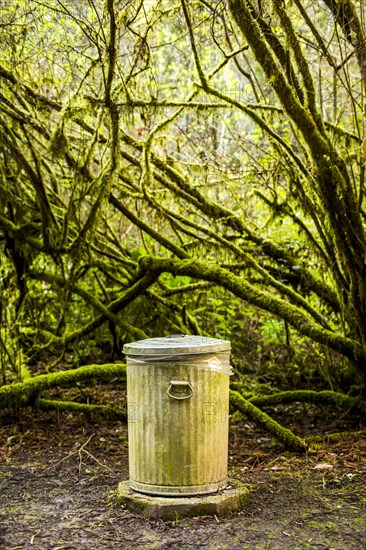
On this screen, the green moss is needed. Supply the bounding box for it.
[123,498,149,514]
[0,363,126,411]
[249,390,366,416]
[38,399,126,421]
[138,255,364,366]
[229,390,308,452]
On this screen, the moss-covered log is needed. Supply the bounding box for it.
[3,362,361,453]
[229,390,308,452]
[37,398,126,421]
[249,390,366,416]
[0,363,126,410]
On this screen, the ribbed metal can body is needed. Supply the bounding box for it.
[124,335,231,497]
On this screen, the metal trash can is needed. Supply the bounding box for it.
[123,334,231,497]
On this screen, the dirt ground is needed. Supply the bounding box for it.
[0,384,365,549]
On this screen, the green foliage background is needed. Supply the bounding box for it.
[0,0,365,396]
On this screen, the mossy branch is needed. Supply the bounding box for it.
[0,363,126,411]
[229,390,308,452]
[37,398,126,421]
[0,126,56,231]
[228,0,366,309]
[138,255,364,365]
[27,271,156,348]
[29,269,141,329]
[272,0,318,122]
[0,215,67,254]
[249,390,366,416]
[181,0,208,87]
[118,131,341,316]
[322,0,366,87]
[150,198,331,329]
[109,194,188,259]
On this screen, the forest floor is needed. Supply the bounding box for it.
[0,382,365,550]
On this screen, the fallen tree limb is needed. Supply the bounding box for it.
[2,364,359,455]
[38,399,126,421]
[0,363,126,410]
[305,430,364,444]
[229,390,308,452]
[248,390,366,416]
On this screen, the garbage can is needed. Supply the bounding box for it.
[123,334,231,497]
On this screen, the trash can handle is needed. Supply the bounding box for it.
[167,380,193,400]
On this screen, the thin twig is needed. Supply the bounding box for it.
[51,433,115,474]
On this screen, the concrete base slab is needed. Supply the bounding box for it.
[117,479,250,520]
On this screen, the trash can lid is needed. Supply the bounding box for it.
[123,334,231,356]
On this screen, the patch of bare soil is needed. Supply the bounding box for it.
[0,384,365,549]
